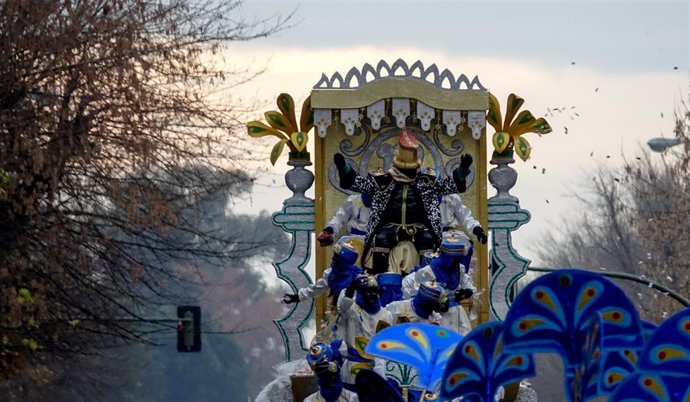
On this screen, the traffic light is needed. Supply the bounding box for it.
[176,305,201,352]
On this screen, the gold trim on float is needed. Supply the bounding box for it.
[477,126,490,324]
[312,79,489,110]
[314,135,328,330]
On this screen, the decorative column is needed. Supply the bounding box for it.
[272,158,315,361]
[488,156,531,320]
[484,93,552,321]
[247,93,317,362]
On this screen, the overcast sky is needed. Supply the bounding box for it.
[238,0,687,73]
[229,0,689,267]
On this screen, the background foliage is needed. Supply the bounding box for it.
[0,0,290,400]
[536,92,689,321]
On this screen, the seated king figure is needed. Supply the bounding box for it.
[333,127,473,275]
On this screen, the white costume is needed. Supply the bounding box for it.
[326,194,370,235]
[403,263,475,297]
[385,299,442,325]
[402,266,472,336]
[336,289,392,388]
[303,389,359,402]
[439,193,480,234]
[298,267,333,301]
[440,194,480,291]
[290,239,360,305]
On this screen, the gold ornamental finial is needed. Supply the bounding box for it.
[247,93,314,165]
[487,93,552,161]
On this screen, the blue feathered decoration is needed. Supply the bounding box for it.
[440,321,535,402]
[365,323,462,393]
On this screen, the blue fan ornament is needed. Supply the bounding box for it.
[600,349,640,395]
[635,307,690,376]
[600,319,658,395]
[607,307,690,401]
[502,269,643,402]
[608,372,690,402]
[566,314,604,402]
[365,323,462,394]
[440,321,535,402]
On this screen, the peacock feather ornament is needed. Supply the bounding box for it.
[440,321,536,402]
[599,320,657,395]
[365,323,463,397]
[487,93,552,161]
[608,307,690,401]
[247,93,314,165]
[502,269,644,401]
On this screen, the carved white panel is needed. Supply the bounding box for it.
[442,110,463,136]
[340,108,359,136]
[468,111,486,139]
[391,98,410,128]
[367,100,385,130]
[314,109,332,138]
[416,101,435,131]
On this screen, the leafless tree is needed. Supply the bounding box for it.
[0,0,290,390]
[536,90,690,322]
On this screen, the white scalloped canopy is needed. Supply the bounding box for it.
[313,59,486,91]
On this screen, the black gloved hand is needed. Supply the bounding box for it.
[345,278,360,298]
[312,360,337,375]
[316,227,335,247]
[473,226,488,245]
[453,154,473,193]
[334,153,346,168]
[282,293,299,304]
[460,154,473,169]
[334,153,353,185]
[455,288,474,301]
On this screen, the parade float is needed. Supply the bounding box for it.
[249,60,690,402]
